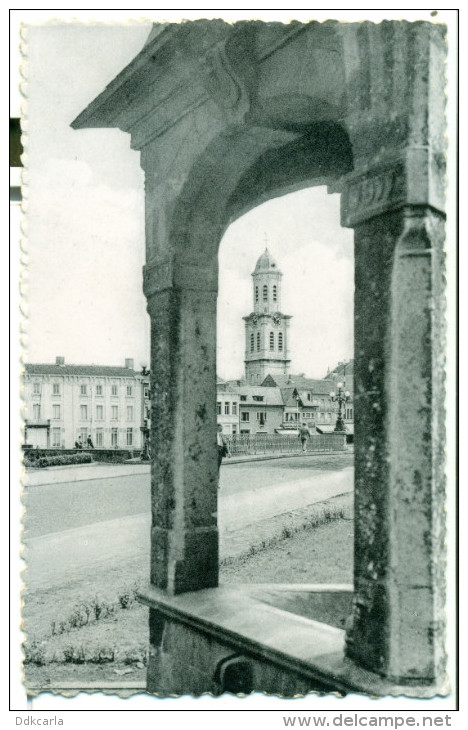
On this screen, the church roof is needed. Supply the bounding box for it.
[253,248,281,274]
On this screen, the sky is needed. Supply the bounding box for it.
[23,22,354,381]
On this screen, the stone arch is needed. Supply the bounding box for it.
[167,118,353,278]
[73,19,447,694]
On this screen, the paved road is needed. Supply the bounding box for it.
[22,454,353,591]
[23,454,353,539]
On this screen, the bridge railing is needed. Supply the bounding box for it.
[227,433,345,456]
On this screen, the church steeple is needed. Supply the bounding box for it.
[252,248,283,314]
[243,248,292,385]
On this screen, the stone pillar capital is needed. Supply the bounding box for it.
[143,258,218,300]
[341,147,445,228]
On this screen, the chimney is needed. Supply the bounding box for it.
[56,356,65,365]
[125,358,134,370]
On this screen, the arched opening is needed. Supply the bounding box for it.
[72,18,447,694]
[216,185,354,587]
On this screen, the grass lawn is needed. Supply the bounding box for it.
[23,501,353,690]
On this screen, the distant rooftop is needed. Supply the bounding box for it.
[24,356,139,378]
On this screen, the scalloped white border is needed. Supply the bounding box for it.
[9,6,459,718]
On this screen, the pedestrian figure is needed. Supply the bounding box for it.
[217,424,228,473]
[299,422,310,452]
[74,440,81,449]
[87,434,94,449]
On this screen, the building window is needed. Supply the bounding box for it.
[257,332,261,351]
[144,387,150,399]
[127,405,134,421]
[111,384,118,396]
[96,405,104,420]
[346,408,353,420]
[126,428,133,446]
[256,412,266,424]
[95,429,104,447]
[224,402,230,415]
[80,428,88,443]
[216,402,222,415]
[33,382,41,395]
[307,393,311,401]
[255,286,258,302]
[32,404,41,420]
[240,395,247,401]
[252,395,264,402]
[80,384,87,395]
[52,383,60,395]
[80,405,88,420]
[127,385,133,396]
[111,405,119,420]
[51,428,61,447]
[111,428,118,447]
[96,384,103,396]
[269,331,274,350]
[273,285,277,302]
[263,284,268,301]
[250,333,254,352]
[232,426,237,435]
[232,402,237,415]
[278,332,283,351]
[241,412,250,422]
[240,429,250,435]
[52,404,61,420]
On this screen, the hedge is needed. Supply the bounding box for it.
[24,452,93,468]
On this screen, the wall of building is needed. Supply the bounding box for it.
[23,369,145,449]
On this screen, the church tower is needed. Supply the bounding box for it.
[243,249,292,385]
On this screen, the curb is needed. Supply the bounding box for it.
[224,450,350,465]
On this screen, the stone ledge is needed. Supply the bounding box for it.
[138,584,448,697]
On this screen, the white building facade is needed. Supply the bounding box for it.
[23,357,146,450]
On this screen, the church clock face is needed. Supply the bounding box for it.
[252,314,258,325]
[273,314,281,326]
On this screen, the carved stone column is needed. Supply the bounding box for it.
[143,257,219,595]
[341,153,446,684]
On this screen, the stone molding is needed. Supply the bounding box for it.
[143,259,218,299]
[341,147,445,228]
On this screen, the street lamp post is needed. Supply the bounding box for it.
[330,382,350,433]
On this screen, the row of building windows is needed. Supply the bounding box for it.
[29,404,136,421]
[49,427,136,448]
[216,402,238,415]
[32,383,135,397]
[255,284,277,303]
[250,331,283,352]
